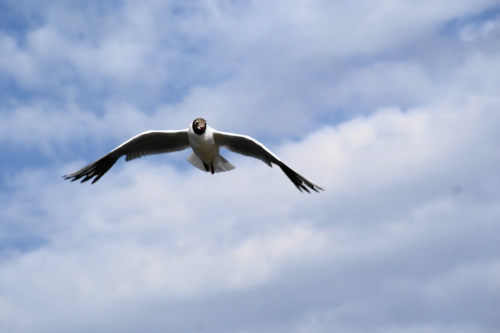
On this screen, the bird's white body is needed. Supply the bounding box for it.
[188,123,219,165]
[186,119,235,174]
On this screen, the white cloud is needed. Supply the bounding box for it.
[2,88,499,332]
[1,1,499,332]
[1,0,499,145]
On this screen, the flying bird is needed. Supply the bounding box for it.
[64,118,323,192]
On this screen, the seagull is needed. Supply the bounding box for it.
[64,118,323,192]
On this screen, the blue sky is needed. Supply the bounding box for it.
[1,1,499,332]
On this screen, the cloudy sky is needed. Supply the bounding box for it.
[1,1,499,332]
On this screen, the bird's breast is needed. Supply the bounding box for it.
[188,130,219,163]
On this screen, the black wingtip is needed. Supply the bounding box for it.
[63,154,119,185]
[277,163,323,193]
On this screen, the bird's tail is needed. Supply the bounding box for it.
[187,153,236,173]
[213,155,236,172]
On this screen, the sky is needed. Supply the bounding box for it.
[0,0,499,332]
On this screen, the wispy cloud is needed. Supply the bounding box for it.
[0,1,499,332]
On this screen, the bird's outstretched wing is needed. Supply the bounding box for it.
[213,131,323,193]
[64,130,190,184]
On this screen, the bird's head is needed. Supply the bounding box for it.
[192,118,207,135]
